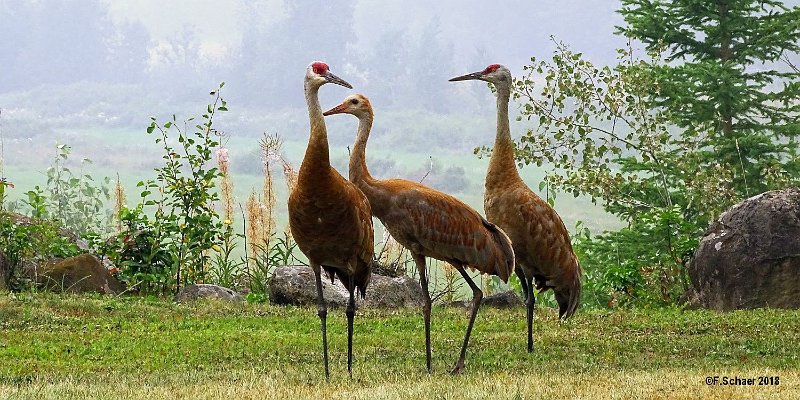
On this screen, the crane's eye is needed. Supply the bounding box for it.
[350,99,359,105]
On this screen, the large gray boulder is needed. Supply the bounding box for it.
[269,265,424,308]
[685,189,800,310]
[269,265,349,306]
[174,284,244,303]
[362,273,424,308]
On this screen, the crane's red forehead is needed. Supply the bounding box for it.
[483,64,501,74]
[312,62,329,75]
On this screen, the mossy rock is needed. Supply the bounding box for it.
[35,254,124,295]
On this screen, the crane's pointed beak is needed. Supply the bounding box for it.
[325,72,353,89]
[449,71,484,82]
[323,102,347,116]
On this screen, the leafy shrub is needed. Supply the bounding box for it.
[574,208,698,308]
[0,212,82,291]
[107,83,230,295]
[101,206,174,294]
[44,144,111,236]
[5,144,111,236]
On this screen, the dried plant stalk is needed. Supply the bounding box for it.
[260,132,298,243]
[216,146,234,224]
[259,136,278,250]
[245,192,261,262]
[113,173,126,233]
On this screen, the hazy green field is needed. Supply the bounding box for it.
[1,293,798,399]
[2,122,621,236]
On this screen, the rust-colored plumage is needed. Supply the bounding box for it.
[323,93,514,374]
[287,62,374,379]
[451,64,581,353]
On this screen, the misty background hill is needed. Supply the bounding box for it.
[4,0,796,232]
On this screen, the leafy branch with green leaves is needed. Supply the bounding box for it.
[110,83,231,294]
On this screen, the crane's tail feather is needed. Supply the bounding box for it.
[557,259,582,320]
[355,258,373,299]
[481,217,515,283]
[325,258,372,299]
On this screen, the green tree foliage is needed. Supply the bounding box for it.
[513,15,799,306]
[514,42,704,306]
[511,1,800,307]
[617,0,800,195]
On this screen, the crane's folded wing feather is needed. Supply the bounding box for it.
[387,182,513,279]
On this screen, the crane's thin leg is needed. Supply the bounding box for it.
[312,263,330,380]
[451,266,483,375]
[516,269,528,302]
[346,275,356,378]
[525,274,535,353]
[413,253,432,373]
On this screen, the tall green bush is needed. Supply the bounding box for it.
[109,83,230,294]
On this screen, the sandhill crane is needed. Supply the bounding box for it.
[287,62,374,379]
[450,64,582,352]
[323,93,515,374]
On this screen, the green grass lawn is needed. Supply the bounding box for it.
[1,293,799,399]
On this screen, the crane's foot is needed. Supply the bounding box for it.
[450,359,466,375]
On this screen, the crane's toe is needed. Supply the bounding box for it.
[450,360,466,375]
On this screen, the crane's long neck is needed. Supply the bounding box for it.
[349,114,375,186]
[486,84,521,192]
[300,82,330,177]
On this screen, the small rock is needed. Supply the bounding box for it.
[482,290,524,308]
[174,284,244,303]
[451,290,523,309]
[34,253,124,294]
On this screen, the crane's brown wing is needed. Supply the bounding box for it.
[495,186,581,318]
[382,180,513,281]
[341,174,375,296]
[512,188,578,280]
[289,168,374,294]
[478,216,515,282]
